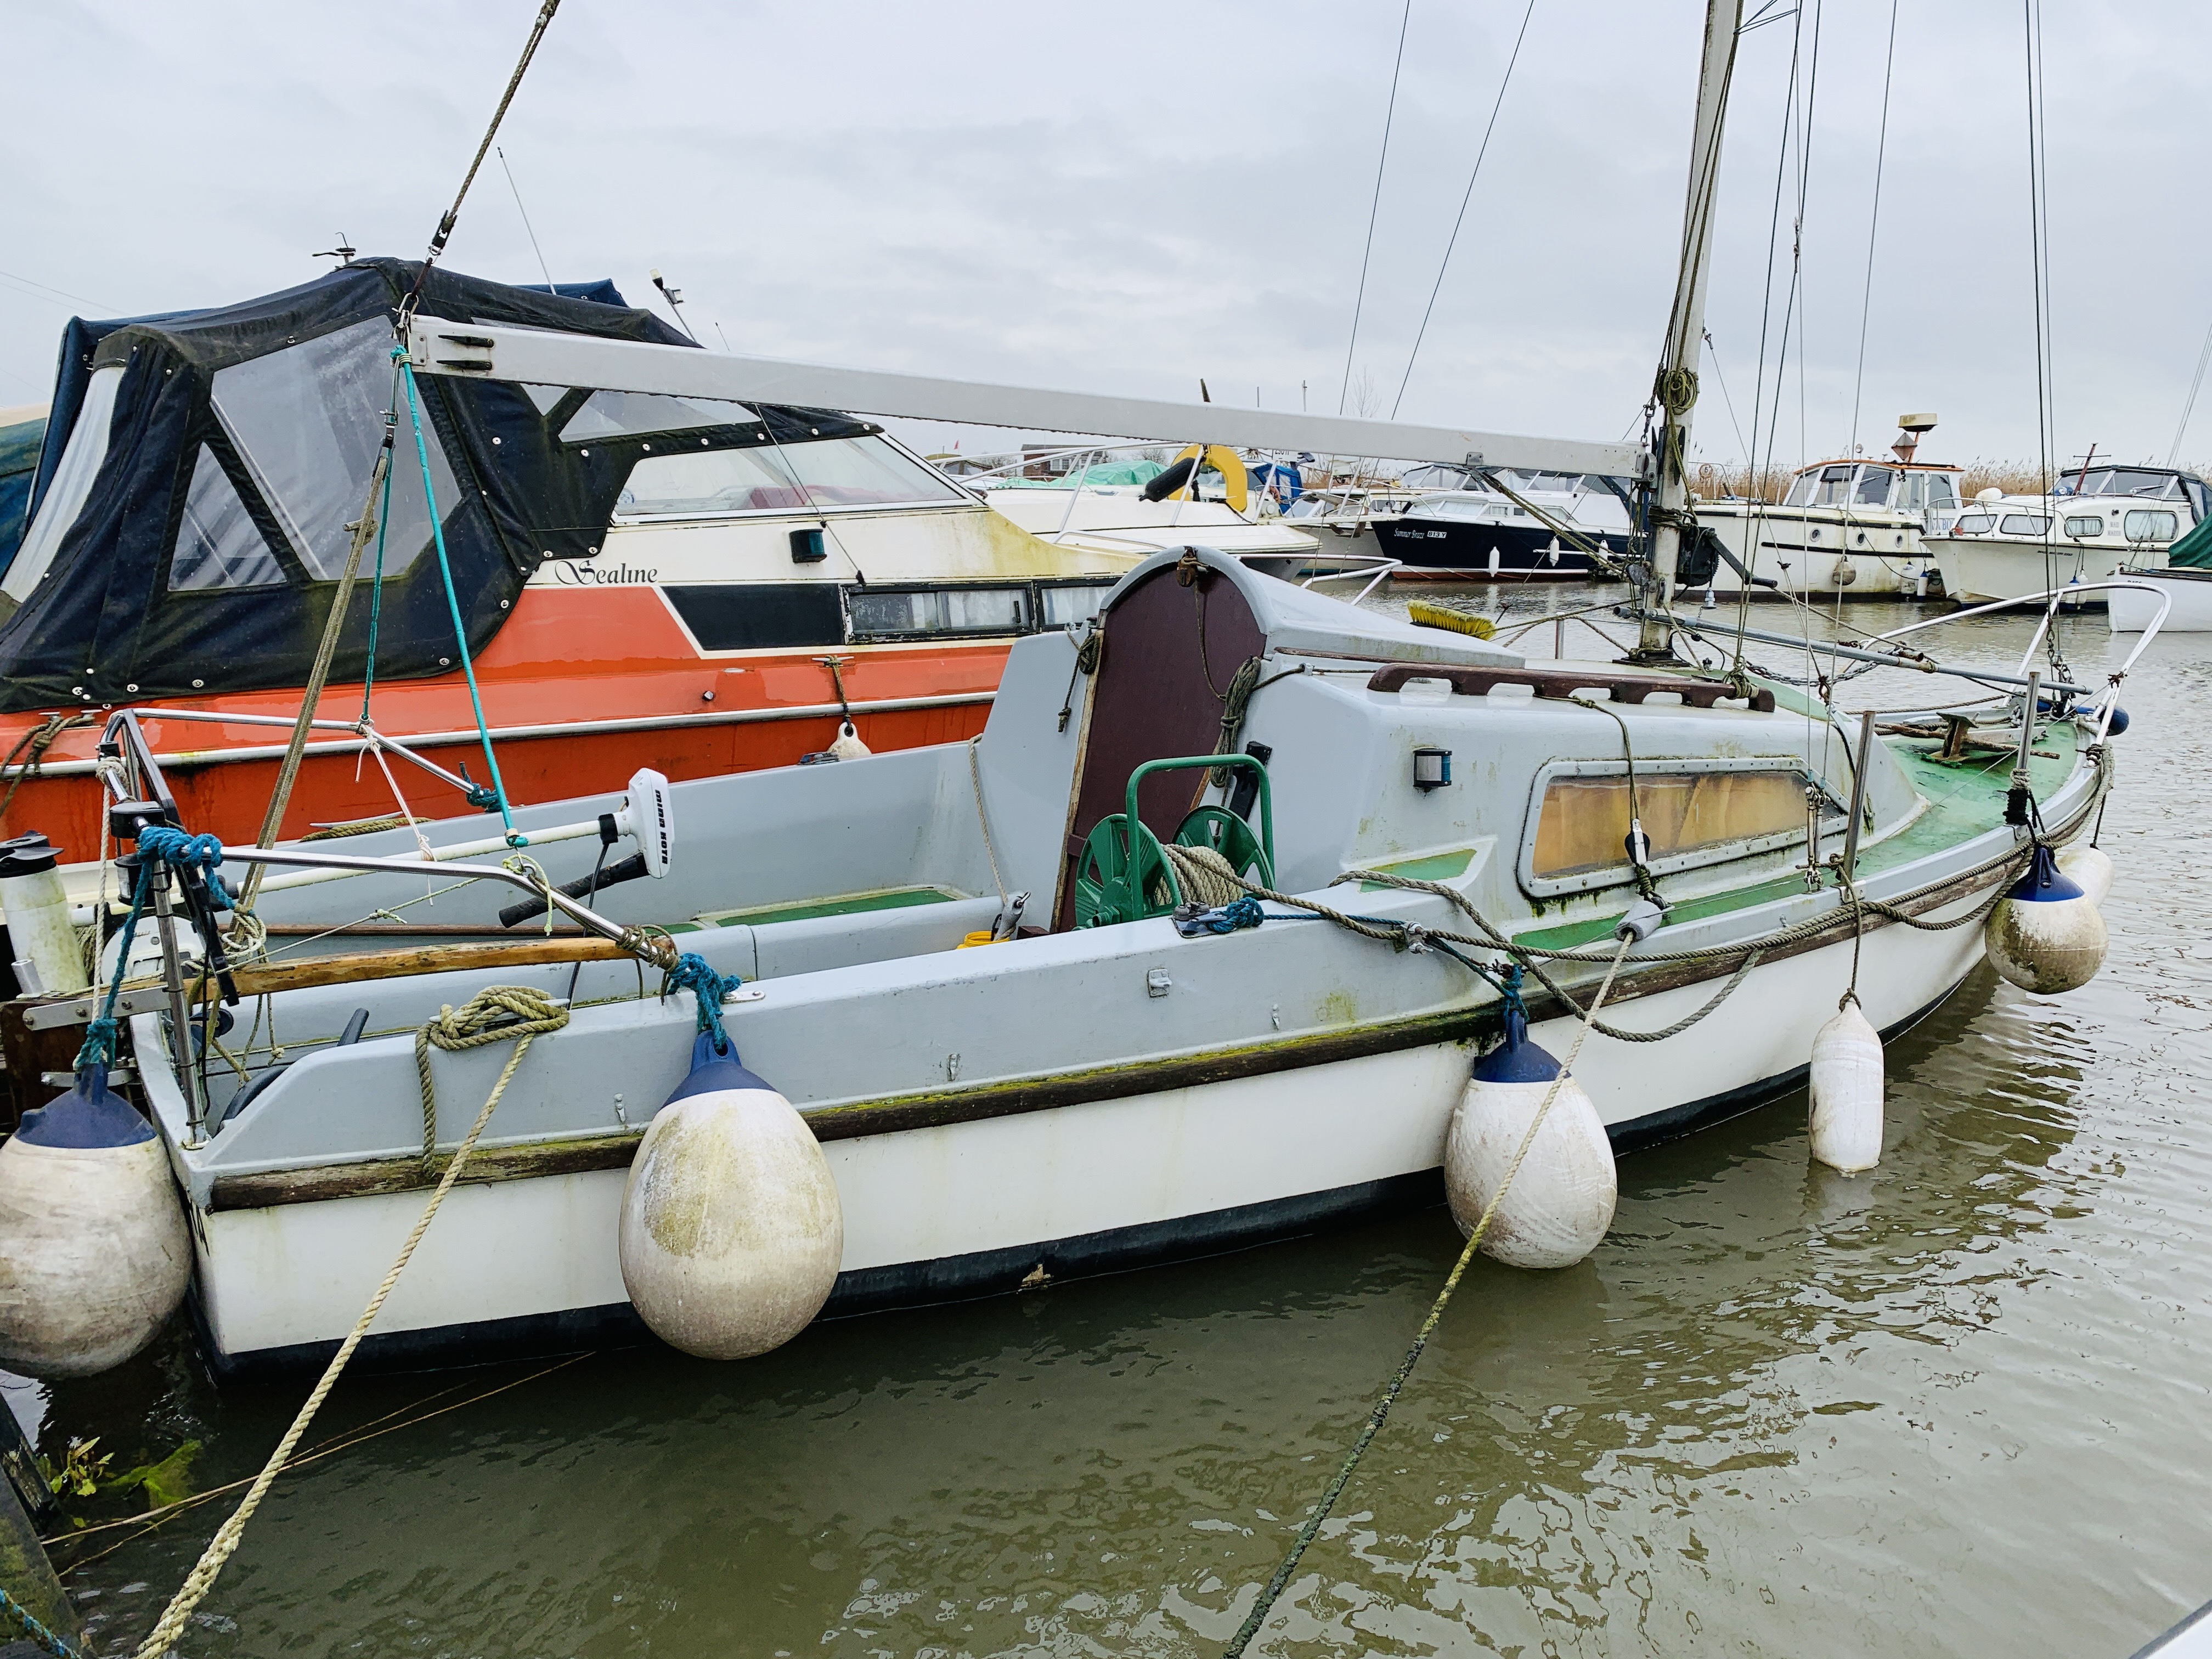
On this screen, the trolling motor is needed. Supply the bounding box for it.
[498,769,674,927]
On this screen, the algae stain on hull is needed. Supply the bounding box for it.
[1318,989,1360,1026]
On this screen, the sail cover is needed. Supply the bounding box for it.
[0,258,870,713]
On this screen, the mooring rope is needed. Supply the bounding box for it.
[132,986,568,1659]
[1223,935,1634,1659]
[0,1583,78,1659]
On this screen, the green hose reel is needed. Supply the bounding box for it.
[1073,755,1275,929]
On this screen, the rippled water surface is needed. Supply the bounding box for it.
[16,589,2212,1658]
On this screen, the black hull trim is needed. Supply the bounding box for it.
[203,984,1961,1375]
[1375,516,1622,577]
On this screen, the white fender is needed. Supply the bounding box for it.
[0,837,89,995]
[2056,842,2114,909]
[827,721,872,761]
[0,1070,190,1378]
[1808,998,1884,1173]
[1986,845,2108,994]
[1444,1017,1615,1270]
[619,1039,843,1359]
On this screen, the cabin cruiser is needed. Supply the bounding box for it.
[976,445,1325,568]
[1935,463,2211,606]
[1692,417,1963,599]
[0,260,1135,865]
[1370,467,1638,579]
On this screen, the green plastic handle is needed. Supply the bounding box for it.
[1123,755,1273,875]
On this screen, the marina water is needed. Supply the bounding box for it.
[16,588,2210,1657]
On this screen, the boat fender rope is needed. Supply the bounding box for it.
[0,1583,79,1659]
[1057,619,1104,733]
[661,951,746,1058]
[134,986,566,1659]
[1223,936,1633,1659]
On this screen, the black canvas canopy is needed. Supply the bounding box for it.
[0,258,870,713]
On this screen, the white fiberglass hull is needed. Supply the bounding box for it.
[186,900,1988,1369]
[1696,505,1934,597]
[1933,534,2139,606]
[2107,569,2212,632]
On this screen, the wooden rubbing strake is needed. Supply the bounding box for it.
[1364,663,1776,713]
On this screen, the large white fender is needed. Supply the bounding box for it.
[0,1068,190,1378]
[1807,997,1884,1173]
[1444,1011,1616,1269]
[619,1035,843,1359]
[1986,844,2108,994]
[2056,842,2114,909]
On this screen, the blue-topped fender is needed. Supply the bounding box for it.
[2008,843,2085,904]
[1473,1003,1563,1084]
[15,1067,154,1148]
[665,1030,778,1105]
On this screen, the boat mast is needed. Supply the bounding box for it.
[1633,0,1743,659]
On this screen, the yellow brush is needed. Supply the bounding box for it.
[1406,600,1497,640]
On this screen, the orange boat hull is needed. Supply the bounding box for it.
[0,586,1004,856]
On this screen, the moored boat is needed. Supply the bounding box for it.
[0,259,1138,865]
[1691,417,1963,599]
[1934,461,2211,606]
[34,544,2124,1372]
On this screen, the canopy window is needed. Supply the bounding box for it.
[614,434,966,520]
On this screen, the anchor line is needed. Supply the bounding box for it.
[129,988,570,1659]
[1222,935,1633,1659]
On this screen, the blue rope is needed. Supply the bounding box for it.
[662,951,747,1057]
[0,1583,81,1659]
[397,353,517,842]
[1172,895,1268,936]
[72,830,227,1074]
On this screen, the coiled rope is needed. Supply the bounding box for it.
[132,986,567,1659]
[1223,935,1633,1659]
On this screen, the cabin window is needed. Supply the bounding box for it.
[1402,464,1472,490]
[1999,514,2050,536]
[1530,768,1809,881]
[1954,513,1995,534]
[1036,580,1120,629]
[210,317,458,581]
[1899,474,1926,510]
[2,364,125,603]
[2076,467,2175,499]
[1927,475,1957,507]
[2124,509,2179,542]
[848,583,1030,639]
[2063,515,2103,538]
[1854,466,1894,506]
[615,435,965,519]
[170,447,285,590]
[558,390,754,441]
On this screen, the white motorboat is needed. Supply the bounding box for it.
[2109,512,2212,630]
[1691,417,1964,599]
[1934,462,2212,605]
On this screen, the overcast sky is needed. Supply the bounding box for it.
[4,1,2208,472]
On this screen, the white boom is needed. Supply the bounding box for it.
[402,317,1644,478]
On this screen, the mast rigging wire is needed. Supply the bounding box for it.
[1336,0,1414,416]
[398,0,562,322]
[1846,0,1899,458]
[1389,0,1541,418]
[498,145,557,292]
[2166,318,2212,468]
